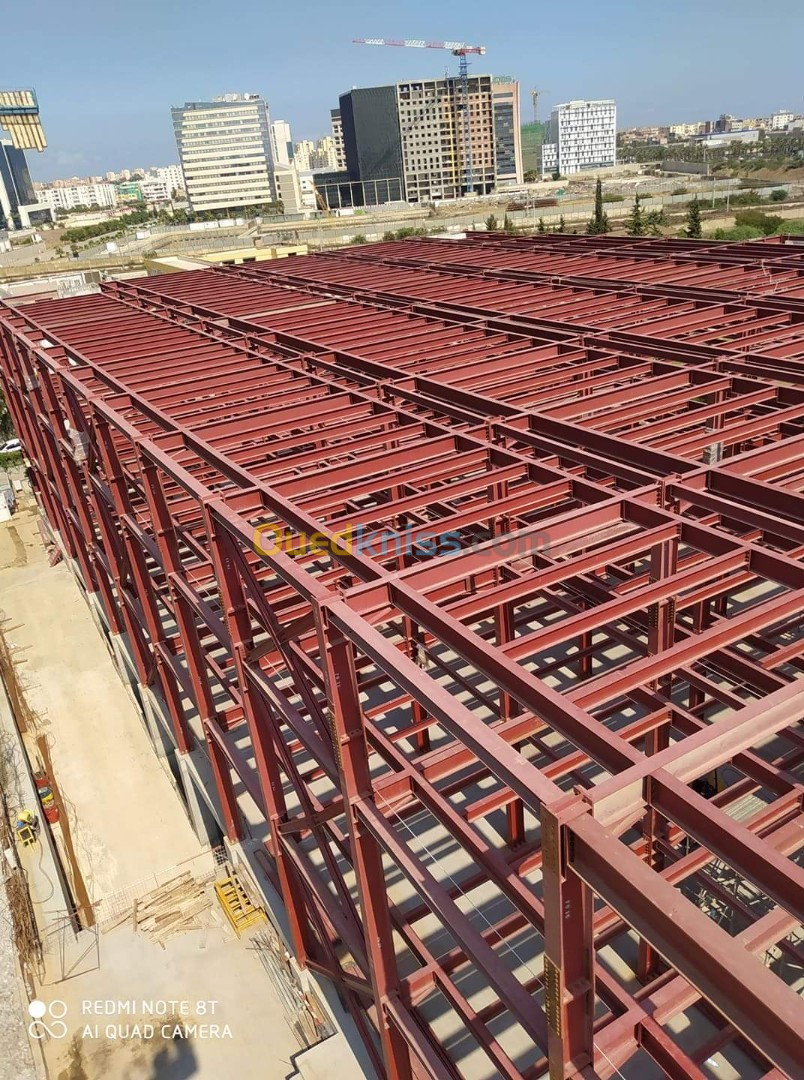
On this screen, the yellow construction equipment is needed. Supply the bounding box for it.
[14,808,38,847]
[214,873,266,937]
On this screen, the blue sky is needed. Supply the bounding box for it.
[5,0,803,181]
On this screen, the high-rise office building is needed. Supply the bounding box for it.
[491,78,523,187]
[270,120,293,168]
[0,139,37,228]
[540,99,617,177]
[172,94,276,213]
[338,75,522,206]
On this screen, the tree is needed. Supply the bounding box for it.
[587,178,610,235]
[503,213,516,234]
[557,215,566,234]
[686,197,702,238]
[524,170,538,183]
[646,208,667,237]
[537,217,546,234]
[485,214,499,232]
[0,389,14,442]
[627,193,645,236]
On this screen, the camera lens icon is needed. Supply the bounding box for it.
[28,999,68,1039]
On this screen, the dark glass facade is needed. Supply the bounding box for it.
[339,87,404,204]
[0,143,35,228]
[493,94,517,177]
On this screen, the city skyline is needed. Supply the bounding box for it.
[3,0,802,182]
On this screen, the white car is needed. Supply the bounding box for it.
[0,439,21,455]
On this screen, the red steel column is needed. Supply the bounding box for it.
[317,603,413,1080]
[205,509,316,965]
[542,797,595,1079]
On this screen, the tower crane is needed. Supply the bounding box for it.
[353,39,486,196]
[530,88,549,125]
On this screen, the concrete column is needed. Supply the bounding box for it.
[176,750,223,848]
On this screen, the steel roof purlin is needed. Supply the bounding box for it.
[1,233,803,1080]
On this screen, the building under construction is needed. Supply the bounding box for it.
[0,232,803,1079]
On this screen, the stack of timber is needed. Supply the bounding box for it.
[105,872,211,946]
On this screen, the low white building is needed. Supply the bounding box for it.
[139,177,171,203]
[40,181,118,212]
[150,164,184,195]
[540,142,558,177]
[770,110,796,131]
[541,99,616,177]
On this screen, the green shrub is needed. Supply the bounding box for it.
[710,225,764,240]
[734,209,784,235]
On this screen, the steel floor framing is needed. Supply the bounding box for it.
[1,234,803,1080]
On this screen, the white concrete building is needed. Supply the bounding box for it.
[272,165,304,214]
[271,120,293,167]
[139,177,170,203]
[541,99,616,177]
[770,110,795,131]
[314,136,338,170]
[150,164,184,195]
[296,171,319,210]
[330,109,346,170]
[40,181,118,212]
[293,139,315,172]
[172,94,276,213]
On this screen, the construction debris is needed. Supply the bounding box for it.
[104,872,212,946]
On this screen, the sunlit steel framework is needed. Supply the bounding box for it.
[1,233,803,1080]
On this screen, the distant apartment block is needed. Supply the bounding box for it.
[541,99,616,177]
[669,122,702,140]
[172,94,276,213]
[293,139,315,172]
[770,109,795,131]
[313,136,338,171]
[330,109,346,169]
[139,177,171,203]
[150,164,185,195]
[39,179,117,212]
[271,120,293,167]
[338,74,522,207]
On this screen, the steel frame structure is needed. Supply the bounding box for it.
[1,234,803,1080]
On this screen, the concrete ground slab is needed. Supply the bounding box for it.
[0,504,202,901]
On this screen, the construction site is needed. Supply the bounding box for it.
[0,229,803,1080]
